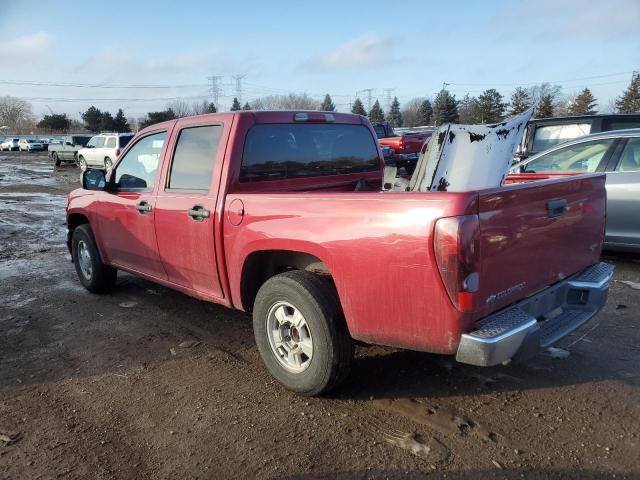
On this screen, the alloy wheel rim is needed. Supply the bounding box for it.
[77,240,92,280]
[266,301,313,373]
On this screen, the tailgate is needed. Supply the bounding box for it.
[476,174,606,316]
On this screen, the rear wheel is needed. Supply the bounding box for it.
[253,271,353,396]
[104,157,112,171]
[71,224,117,293]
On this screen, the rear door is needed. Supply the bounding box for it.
[154,116,231,300]
[605,137,640,249]
[476,175,606,316]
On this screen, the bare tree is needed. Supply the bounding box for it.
[166,100,192,118]
[528,83,562,116]
[0,96,34,132]
[250,93,319,110]
[400,97,427,127]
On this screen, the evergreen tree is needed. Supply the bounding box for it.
[81,106,103,133]
[416,99,433,125]
[458,94,481,124]
[568,88,598,115]
[113,109,131,132]
[230,98,241,111]
[476,88,506,123]
[615,73,640,113]
[387,96,403,127]
[320,94,336,112]
[242,102,251,110]
[99,111,114,131]
[368,100,385,123]
[139,109,176,129]
[37,113,70,131]
[508,87,532,115]
[206,102,217,113]
[351,98,367,116]
[432,89,459,125]
[536,94,554,117]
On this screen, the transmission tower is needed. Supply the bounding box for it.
[233,74,247,104]
[207,75,223,110]
[383,88,395,112]
[358,89,375,111]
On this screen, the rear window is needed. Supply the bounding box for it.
[119,135,133,148]
[240,124,379,182]
[72,136,90,146]
[373,125,386,138]
[532,123,591,152]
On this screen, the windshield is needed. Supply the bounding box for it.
[240,123,380,182]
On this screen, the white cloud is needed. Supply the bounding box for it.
[0,31,52,61]
[302,33,398,72]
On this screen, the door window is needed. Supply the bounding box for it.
[167,125,222,191]
[95,137,106,148]
[105,137,116,148]
[616,138,640,172]
[114,132,166,190]
[86,137,97,148]
[523,139,616,173]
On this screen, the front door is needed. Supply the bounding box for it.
[154,120,229,299]
[97,130,170,280]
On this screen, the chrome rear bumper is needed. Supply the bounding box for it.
[456,262,613,367]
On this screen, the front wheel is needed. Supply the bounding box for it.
[78,156,87,171]
[104,157,112,171]
[52,152,61,166]
[253,271,353,396]
[71,224,117,293]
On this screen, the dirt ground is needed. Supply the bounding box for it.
[1,152,639,480]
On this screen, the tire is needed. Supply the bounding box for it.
[78,156,87,172]
[253,270,353,396]
[71,224,117,293]
[104,157,112,170]
[52,152,61,166]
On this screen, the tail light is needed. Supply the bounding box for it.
[294,112,334,123]
[434,215,481,312]
[115,148,121,157]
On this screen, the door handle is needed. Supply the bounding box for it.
[547,198,567,217]
[135,201,152,214]
[188,205,210,221]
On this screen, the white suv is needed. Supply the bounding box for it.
[77,133,134,171]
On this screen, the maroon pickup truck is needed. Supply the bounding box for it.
[66,110,613,396]
[373,122,432,173]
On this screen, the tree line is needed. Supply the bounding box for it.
[1,73,638,133]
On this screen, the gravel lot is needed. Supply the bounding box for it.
[1,152,639,480]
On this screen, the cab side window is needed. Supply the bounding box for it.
[114,132,166,191]
[167,125,222,191]
[96,137,106,148]
[616,138,640,172]
[106,137,116,148]
[524,139,616,173]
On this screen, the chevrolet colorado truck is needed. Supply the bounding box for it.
[66,110,613,395]
[373,122,432,173]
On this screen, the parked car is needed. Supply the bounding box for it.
[509,128,640,252]
[66,110,612,395]
[517,113,640,161]
[48,134,93,166]
[372,121,433,174]
[1,138,20,151]
[18,138,45,152]
[77,133,134,171]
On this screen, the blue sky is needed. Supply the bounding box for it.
[0,0,638,119]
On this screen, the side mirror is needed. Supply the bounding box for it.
[66,141,73,146]
[82,168,106,190]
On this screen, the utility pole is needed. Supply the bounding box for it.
[441,82,450,91]
[383,88,395,112]
[207,75,223,111]
[232,74,247,104]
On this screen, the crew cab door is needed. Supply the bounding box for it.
[605,137,640,248]
[96,130,169,279]
[154,117,231,300]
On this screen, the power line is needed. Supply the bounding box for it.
[0,79,207,89]
[447,71,634,87]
